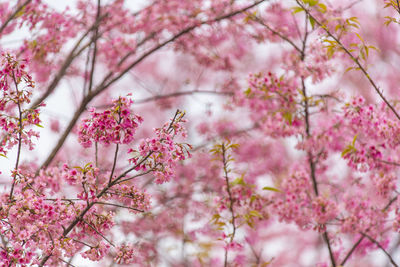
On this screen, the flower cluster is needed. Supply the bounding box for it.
[78,96,143,148]
[114,244,135,264]
[130,110,191,184]
[341,97,400,171]
[0,54,41,155]
[272,169,314,228]
[235,72,302,137]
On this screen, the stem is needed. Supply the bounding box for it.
[40,111,184,265]
[221,143,237,267]
[94,201,144,212]
[108,144,119,185]
[9,71,23,200]
[38,96,91,171]
[95,142,99,168]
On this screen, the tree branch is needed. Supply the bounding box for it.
[0,0,32,36]
[295,0,400,122]
[38,0,268,170]
[362,232,399,267]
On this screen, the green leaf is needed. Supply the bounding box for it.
[262,186,281,192]
[292,6,304,14]
[15,6,26,18]
[283,112,293,125]
[231,177,245,186]
[351,134,358,146]
[73,166,83,172]
[355,33,364,43]
[309,16,316,29]
[249,210,263,218]
[244,87,252,96]
[84,162,92,169]
[318,3,327,13]
[35,124,44,128]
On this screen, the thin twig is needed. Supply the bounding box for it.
[108,144,119,185]
[96,90,232,109]
[94,201,144,212]
[362,232,399,267]
[59,258,78,267]
[87,0,101,93]
[251,16,302,54]
[115,169,154,185]
[378,159,400,167]
[83,219,115,247]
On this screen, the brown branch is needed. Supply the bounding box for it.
[295,0,400,122]
[29,13,108,110]
[9,71,23,200]
[38,96,91,170]
[298,13,336,266]
[362,232,399,267]
[378,159,400,167]
[38,0,268,170]
[87,0,101,93]
[0,0,32,36]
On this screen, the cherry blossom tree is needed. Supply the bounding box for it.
[1,0,400,266]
